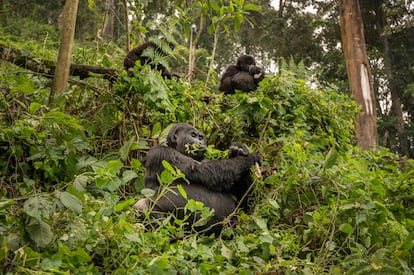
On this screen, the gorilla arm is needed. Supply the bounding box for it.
[143,145,260,192]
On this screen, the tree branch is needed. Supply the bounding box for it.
[0,43,118,82]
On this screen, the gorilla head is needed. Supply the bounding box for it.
[166,123,207,162]
[236,55,257,72]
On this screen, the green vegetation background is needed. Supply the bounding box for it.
[1,4,414,274]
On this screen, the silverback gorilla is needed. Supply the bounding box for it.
[219,55,265,94]
[133,123,261,235]
[123,41,173,79]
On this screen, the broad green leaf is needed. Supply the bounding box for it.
[159,170,174,185]
[73,248,92,264]
[124,232,142,243]
[131,158,142,170]
[26,218,53,248]
[259,234,274,244]
[76,156,98,169]
[73,174,88,192]
[122,170,138,183]
[254,217,268,231]
[105,178,123,192]
[41,257,62,271]
[59,191,82,214]
[107,160,123,175]
[141,188,155,197]
[23,197,52,220]
[339,223,354,234]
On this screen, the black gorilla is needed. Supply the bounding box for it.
[123,41,173,79]
[219,55,265,94]
[133,123,261,235]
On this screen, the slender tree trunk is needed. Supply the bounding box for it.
[205,25,220,86]
[50,0,79,106]
[339,0,378,149]
[187,16,205,81]
[124,0,130,52]
[102,0,115,39]
[377,2,408,155]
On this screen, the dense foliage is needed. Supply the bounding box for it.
[1,0,414,273]
[1,52,414,273]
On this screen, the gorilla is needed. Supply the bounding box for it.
[123,41,173,79]
[133,123,261,235]
[219,55,265,94]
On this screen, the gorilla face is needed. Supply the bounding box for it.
[237,55,256,72]
[168,123,206,161]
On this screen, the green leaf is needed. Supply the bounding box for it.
[221,245,232,260]
[254,217,268,231]
[339,223,354,234]
[141,188,155,198]
[28,102,42,114]
[131,158,142,170]
[59,191,82,214]
[114,198,135,212]
[76,156,98,169]
[243,3,261,12]
[159,170,174,185]
[73,174,88,192]
[324,148,338,169]
[26,218,54,248]
[124,232,142,243]
[122,170,138,183]
[107,160,123,175]
[105,178,123,192]
[177,185,187,200]
[23,197,52,220]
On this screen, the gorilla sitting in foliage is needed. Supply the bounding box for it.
[133,123,261,235]
[123,41,173,79]
[219,55,265,94]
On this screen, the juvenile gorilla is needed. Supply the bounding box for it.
[133,123,261,235]
[123,41,173,79]
[219,55,265,94]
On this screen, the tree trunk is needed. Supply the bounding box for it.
[377,2,408,156]
[50,0,79,106]
[123,0,130,52]
[339,0,378,150]
[102,0,115,39]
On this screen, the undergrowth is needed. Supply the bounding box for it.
[1,54,413,274]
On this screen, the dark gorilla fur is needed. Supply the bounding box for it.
[133,123,261,235]
[123,41,173,79]
[219,55,265,94]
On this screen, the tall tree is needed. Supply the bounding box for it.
[339,0,378,149]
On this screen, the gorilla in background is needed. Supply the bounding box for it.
[133,123,261,236]
[219,55,265,94]
[123,41,173,79]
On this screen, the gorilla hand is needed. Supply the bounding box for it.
[228,142,249,157]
